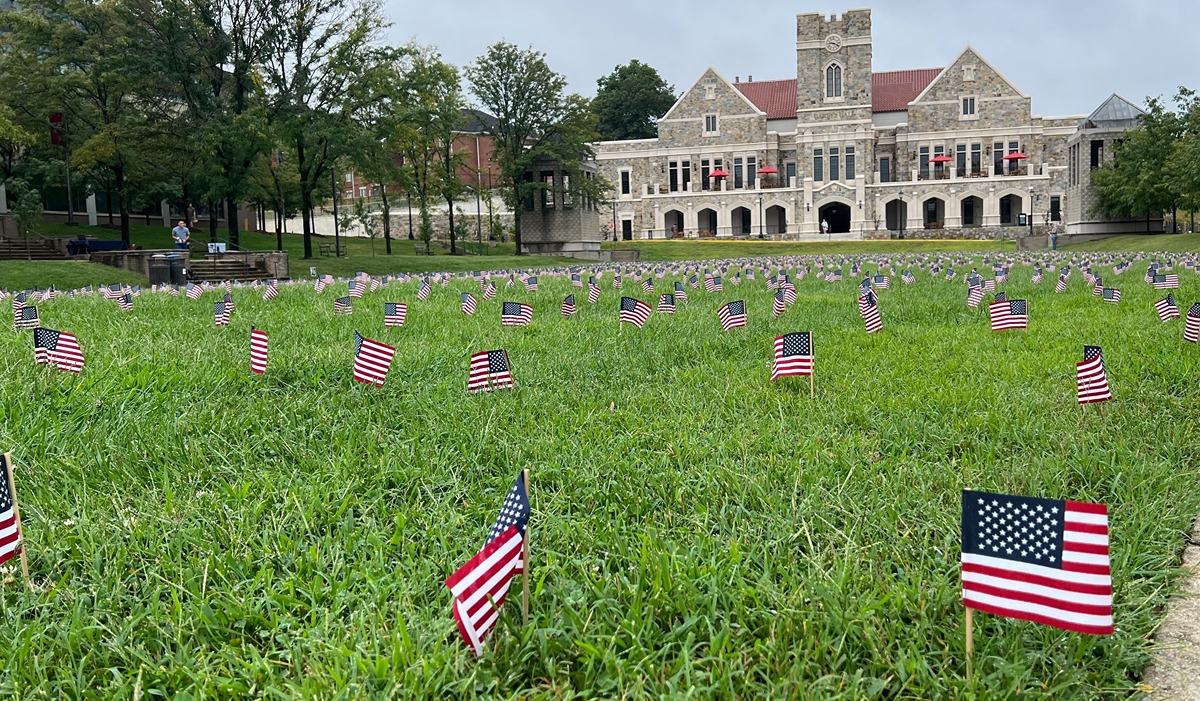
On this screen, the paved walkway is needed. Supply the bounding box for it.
[1144,517,1200,700]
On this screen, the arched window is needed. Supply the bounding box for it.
[825,64,842,99]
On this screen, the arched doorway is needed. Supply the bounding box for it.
[819,202,851,234]
[697,208,717,237]
[730,206,752,235]
[664,209,684,237]
[765,205,787,235]
[885,200,908,231]
[922,197,945,229]
[999,194,1023,226]
[960,196,983,228]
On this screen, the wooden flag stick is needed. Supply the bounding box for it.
[521,467,531,624]
[809,334,816,398]
[503,349,514,390]
[965,606,974,683]
[3,453,31,590]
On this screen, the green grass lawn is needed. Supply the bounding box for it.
[0,261,147,290]
[1061,233,1200,252]
[1,260,1197,697]
[603,238,1015,261]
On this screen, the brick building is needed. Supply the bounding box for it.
[595,8,1149,241]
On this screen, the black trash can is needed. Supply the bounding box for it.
[148,255,171,286]
[168,257,187,284]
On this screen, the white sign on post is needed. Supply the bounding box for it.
[310,267,317,277]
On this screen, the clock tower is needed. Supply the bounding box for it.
[795,9,874,124]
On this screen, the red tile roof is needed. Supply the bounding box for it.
[732,68,943,118]
[871,68,943,113]
[732,78,797,119]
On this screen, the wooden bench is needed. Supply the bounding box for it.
[414,243,429,255]
[320,243,333,256]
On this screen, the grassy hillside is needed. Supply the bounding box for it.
[0,261,147,290]
[1061,233,1200,252]
[603,239,1015,261]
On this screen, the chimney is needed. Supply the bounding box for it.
[748,75,753,82]
[735,76,740,83]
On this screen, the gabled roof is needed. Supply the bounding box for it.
[872,68,942,113]
[730,69,943,117]
[457,108,497,134]
[663,67,765,121]
[733,78,797,119]
[1080,94,1144,131]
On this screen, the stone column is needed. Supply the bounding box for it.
[983,188,1000,227]
[86,193,98,226]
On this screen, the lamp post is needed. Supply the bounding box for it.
[331,168,341,257]
[1027,185,1037,238]
[611,200,617,242]
[805,201,811,237]
[757,196,764,239]
[857,200,863,239]
[898,191,906,240]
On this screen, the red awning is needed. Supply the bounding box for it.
[709,169,730,178]
[1001,152,1029,161]
[758,166,779,174]
[929,155,953,164]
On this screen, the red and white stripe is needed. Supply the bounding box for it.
[250,329,268,375]
[963,501,1112,635]
[1076,355,1112,404]
[353,336,396,387]
[445,525,525,656]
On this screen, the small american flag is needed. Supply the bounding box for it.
[1184,303,1200,343]
[250,327,268,374]
[417,279,432,301]
[223,293,235,313]
[717,300,747,331]
[561,294,577,317]
[13,305,39,329]
[613,275,623,289]
[186,283,204,300]
[384,302,408,328]
[1077,345,1112,404]
[989,299,1028,331]
[641,277,653,292]
[1055,276,1068,294]
[1101,288,1121,303]
[445,472,530,656]
[827,269,842,282]
[334,296,352,315]
[705,276,723,293]
[467,349,514,393]
[483,282,497,300]
[1152,274,1180,290]
[858,290,882,334]
[1032,269,1043,284]
[262,280,279,301]
[370,276,381,292]
[571,273,582,288]
[314,274,333,293]
[352,331,396,386]
[772,289,787,318]
[968,272,983,289]
[902,270,916,284]
[1154,294,1180,322]
[214,301,231,326]
[657,293,676,315]
[983,279,996,292]
[961,489,1112,635]
[117,293,133,311]
[873,274,890,289]
[587,283,601,305]
[461,293,477,315]
[524,276,538,292]
[771,331,813,381]
[619,296,652,328]
[994,291,1007,302]
[348,279,365,298]
[1,454,22,568]
[501,302,533,327]
[674,281,688,304]
[34,327,85,373]
[781,283,796,305]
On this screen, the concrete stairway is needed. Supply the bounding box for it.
[187,257,274,282]
[0,236,67,260]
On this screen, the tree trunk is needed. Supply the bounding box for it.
[380,188,392,254]
[513,204,522,255]
[114,166,130,245]
[226,193,240,250]
[447,195,457,254]
[300,188,313,259]
[208,199,218,243]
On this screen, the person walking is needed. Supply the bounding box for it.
[171,220,191,250]
[821,218,830,235]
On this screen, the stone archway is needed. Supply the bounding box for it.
[697,208,718,237]
[765,205,787,235]
[730,206,752,235]
[819,202,851,234]
[960,195,983,227]
[664,209,684,236]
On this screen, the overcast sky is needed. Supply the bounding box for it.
[384,0,1195,117]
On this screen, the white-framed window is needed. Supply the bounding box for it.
[825,63,843,100]
[961,96,977,119]
[619,169,631,196]
[358,187,367,198]
[344,173,353,183]
[703,113,719,136]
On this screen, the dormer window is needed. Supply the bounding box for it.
[825,63,843,100]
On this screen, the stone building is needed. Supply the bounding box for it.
[595,8,1118,241]
[1065,94,1163,235]
[517,157,604,257]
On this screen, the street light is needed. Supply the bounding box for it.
[897,191,906,240]
[1027,185,1037,238]
[757,196,764,239]
[611,200,618,242]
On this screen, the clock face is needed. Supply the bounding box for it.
[826,34,842,52]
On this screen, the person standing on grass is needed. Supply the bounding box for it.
[171,220,191,250]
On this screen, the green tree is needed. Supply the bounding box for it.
[1165,88,1200,216]
[1091,95,1182,221]
[591,60,676,141]
[465,42,605,255]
